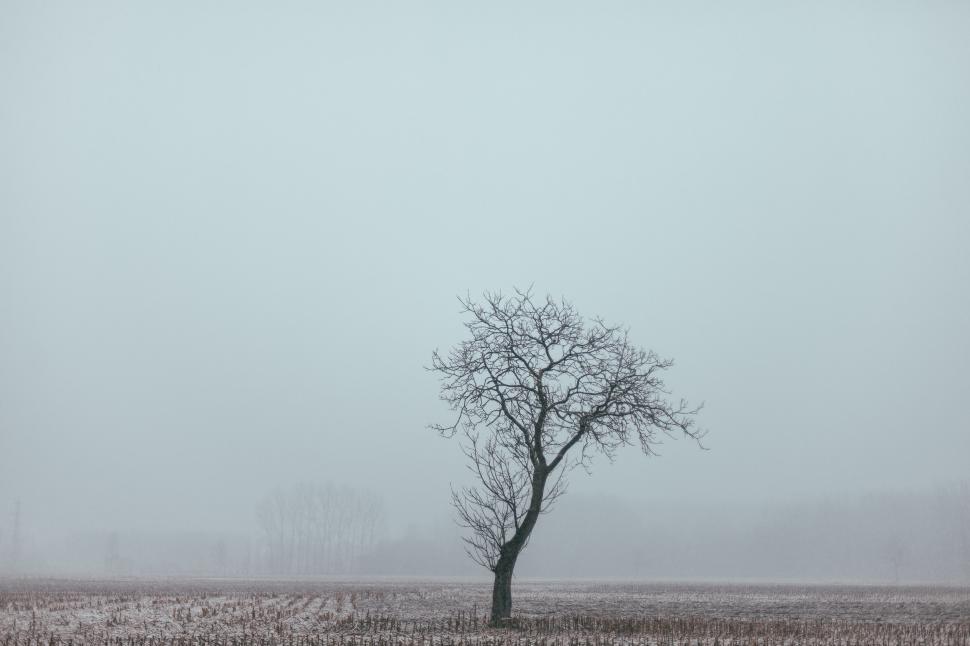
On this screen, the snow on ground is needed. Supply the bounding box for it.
[0,579,967,646]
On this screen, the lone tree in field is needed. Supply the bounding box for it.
[431,289,704,624]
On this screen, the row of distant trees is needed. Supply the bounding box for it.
[255,482,385,575]
[4,481,968,580]
[2,485,385,576]
[513,483,970,585]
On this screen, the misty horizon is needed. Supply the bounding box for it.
[3,483,969,585]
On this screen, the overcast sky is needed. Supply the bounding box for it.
[1,1,968,539]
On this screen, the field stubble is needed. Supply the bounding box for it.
[0,580,967,646]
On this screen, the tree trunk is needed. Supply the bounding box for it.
[488,471,547,625]
[490,556,515,624]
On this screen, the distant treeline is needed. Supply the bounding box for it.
[4,482,969,582]
[511,482,970,584]
[255,482,385,575]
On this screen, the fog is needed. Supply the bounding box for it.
[1,1,968,583]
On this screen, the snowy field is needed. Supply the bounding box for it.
[1,579,968,646]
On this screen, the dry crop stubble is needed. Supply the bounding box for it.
[1,580,967,646]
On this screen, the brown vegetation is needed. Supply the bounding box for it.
[1,580,967,646]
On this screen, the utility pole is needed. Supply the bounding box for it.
[12,499,21,573]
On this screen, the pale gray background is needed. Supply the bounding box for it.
[1,1,968,578]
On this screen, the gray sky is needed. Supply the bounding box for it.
[1,1,968,540]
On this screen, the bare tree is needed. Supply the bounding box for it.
[255,482,385,574]
[431,289,704,624]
